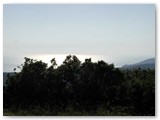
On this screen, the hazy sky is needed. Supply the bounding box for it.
[3,4,155,72]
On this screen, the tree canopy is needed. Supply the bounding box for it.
[4,55,155,116]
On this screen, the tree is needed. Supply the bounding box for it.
[3,55,155,115]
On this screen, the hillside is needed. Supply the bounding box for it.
[122,58,155,69]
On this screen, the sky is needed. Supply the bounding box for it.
[3,4,155,72]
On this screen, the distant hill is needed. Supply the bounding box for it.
[121,58,155,69]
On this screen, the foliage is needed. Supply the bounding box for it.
[3,55,155,116]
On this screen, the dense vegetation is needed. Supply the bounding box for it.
[3,55,155,116]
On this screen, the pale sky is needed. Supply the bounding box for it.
[3,4,155,72]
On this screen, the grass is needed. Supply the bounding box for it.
[3,105,133,116]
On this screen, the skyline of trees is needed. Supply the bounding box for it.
[3,55,155,116]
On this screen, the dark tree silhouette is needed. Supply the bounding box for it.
[3,55,155,116]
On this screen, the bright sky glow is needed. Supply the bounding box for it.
[29,54,110,66]
[3,4,155,72]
